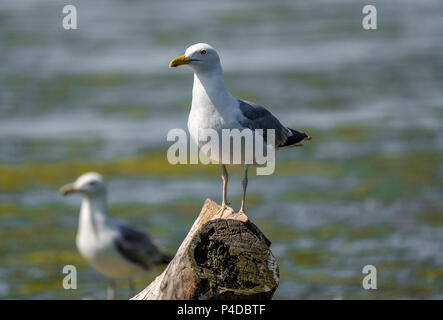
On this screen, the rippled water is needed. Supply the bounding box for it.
[1,0,443,299]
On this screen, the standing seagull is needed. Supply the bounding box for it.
[169,43,311,214]
[60,172,172,299]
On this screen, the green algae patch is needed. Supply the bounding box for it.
[417,208,443,227]
[6,74,29,89]
[279,223,392,245]
[10,72,127,111]
[280,150,443,203]
[334,124,371,142]
[15,277,65,296]
[304,273,361,286]
[351,151,443,202]
[152,28,196,46]
[378,260,407,270]
[0,202,21,218]
[256,219,299,242]
[289,247,330,268]
[281,71,337,89]
[280,189,339,202]
[66,73,127,87]
[346,225,392,241]
[25,250,87,267]
[3,31,44,46]
[374,152,440,183]
[0,151,348,193]
[98,104,149,119]
[311,97,351,110]
[113,200,203,219]
[416,267,443,281]
[0,152,220,192]
[34,73,124,108]
[305,224,349,241]
[228,193,261,208]
[277,160,340,177]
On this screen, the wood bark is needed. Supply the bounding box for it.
[132,198,279,300]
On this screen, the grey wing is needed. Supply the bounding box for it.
[238,99,292,147]
[114,225,171,270]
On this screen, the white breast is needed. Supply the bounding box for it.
[76,202,144,278]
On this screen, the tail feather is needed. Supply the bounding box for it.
[279,128,311,147]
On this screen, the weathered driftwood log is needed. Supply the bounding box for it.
[132,198,279,300]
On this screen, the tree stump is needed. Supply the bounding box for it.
[132,198,279,300]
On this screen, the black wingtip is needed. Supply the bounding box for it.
[300,131,312,141]
[279,128,312,147]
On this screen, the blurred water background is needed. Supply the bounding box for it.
[1,0,442,299]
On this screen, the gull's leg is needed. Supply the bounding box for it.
[107,278,116,300]
[221,164,229,207]
[128,277,135,298]
[239,164,249,214]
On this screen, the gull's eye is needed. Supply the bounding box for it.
[200,50,206,55]
[89,181,97,186]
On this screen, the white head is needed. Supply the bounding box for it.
[60,172,106,198]
[169,43,221,73]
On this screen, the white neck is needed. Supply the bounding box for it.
[191,65,237,112]
[78,194,112,238]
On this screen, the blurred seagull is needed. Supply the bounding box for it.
[169,43,311,214]
[60,172,172,299]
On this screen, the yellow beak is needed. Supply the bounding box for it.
[169,55,193,68]
[59,183,76,196]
